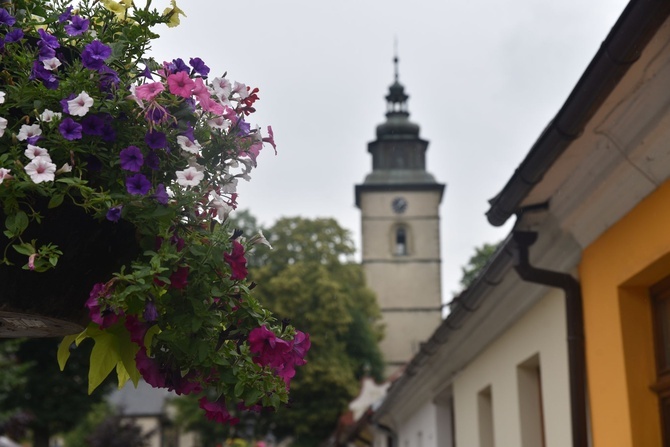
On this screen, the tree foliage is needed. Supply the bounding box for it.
[459,241,501,289]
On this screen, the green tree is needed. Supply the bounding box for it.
[0,338,113,447]
[459,241,501,289]
[250,216,384,446]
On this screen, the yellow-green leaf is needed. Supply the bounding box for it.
[88,332,121,394]
[57,334,77,371]
[116,362,131,389]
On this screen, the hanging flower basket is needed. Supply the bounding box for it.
[0,0,309,423]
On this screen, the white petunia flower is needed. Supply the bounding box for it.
[25,144,51,161]
[207,116,231,131]
[0,117,7,137]
[175,166,204,188]
[25,156,57,183]
[42,57,62,71]
[177,135,202,154]
[17,124,42,141]
[0,168,12,184]
[39,109,62,122]
[0,91,5,104]
[56,163,72,174]
[67,91,94,117]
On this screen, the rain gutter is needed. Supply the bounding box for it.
[512,231,587,447]
[486,0,670,227]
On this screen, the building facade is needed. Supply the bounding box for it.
[355,59,445,376]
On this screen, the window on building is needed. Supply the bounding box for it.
[517,353,546,447]
[435,388,457,447]
[651,276,670,445]
[478,386,495,447]
[395,227,408,256]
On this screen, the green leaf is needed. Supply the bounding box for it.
[234,380,245,398]
[5,211,29,237]
[57,335,78,371]
[48,193,65,209]
[12,243,35,256]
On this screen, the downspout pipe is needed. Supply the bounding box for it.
[512,231,587,447]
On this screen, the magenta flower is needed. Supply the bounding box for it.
[223,240,248,280]
[198,397,239,425]
[263,126,277,154]
[125,315,149,346]
[119,146,144,172]
[135,348,167,388]
[167,71,195,98]
[169,266,189,290]
[86,283,120,329]
[126,173,151,195]
[248,326,290,369]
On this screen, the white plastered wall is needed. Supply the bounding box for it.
[453,288,572,447]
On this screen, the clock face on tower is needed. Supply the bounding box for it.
[392,197,408,214]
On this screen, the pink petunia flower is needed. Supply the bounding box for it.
[166,71,195,98]
[135,82,165,101]
[224,240,248,280]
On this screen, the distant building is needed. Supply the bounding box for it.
[108,380,197,447]
[355,57,445,377]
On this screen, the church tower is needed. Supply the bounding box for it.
[355,57,445,376]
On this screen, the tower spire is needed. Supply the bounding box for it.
[394,37,399,82]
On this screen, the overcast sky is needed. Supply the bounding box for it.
[150,0,629,303]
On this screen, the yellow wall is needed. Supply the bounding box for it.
[580,180,670,447]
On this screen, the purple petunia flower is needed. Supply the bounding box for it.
[145,130,167,149]
[60,94,75,114]
[98,65,119,92]
[65,15,89,36]
[37,29,59,49]
[126,173,151,195]
[154,183,169,205]
[119,146,144,172]
[189,57,210,78]
[143,301,159,322]
[30,61,58,89]
[236,119,251,137]
[139,65,154,80]
[81,40,111,70]
[171,58,189,73]
[4,28,23,43]
[58,6,73,23]
[145,150,160,170]
[101,123,116,142]
[145,106,166,125]
[59,117,82,140]
[106,206,122,222]
[0,9,16,27]
[81,114,106,136]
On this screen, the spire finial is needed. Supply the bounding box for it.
[393,37,399,82]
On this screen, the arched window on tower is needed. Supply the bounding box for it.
[395,226,408,256]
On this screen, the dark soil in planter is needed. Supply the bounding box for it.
[0,198,140,336]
